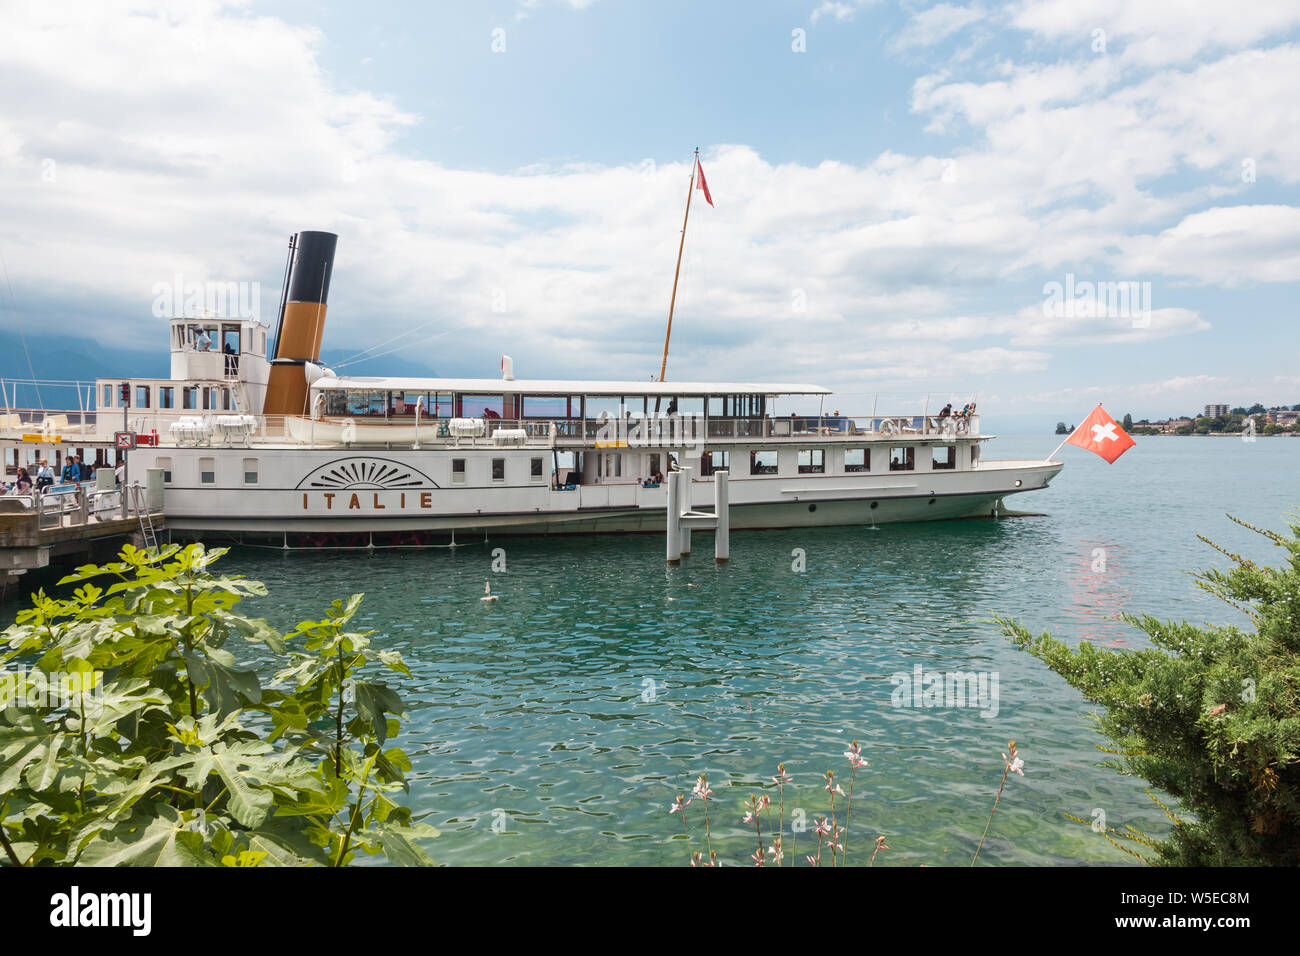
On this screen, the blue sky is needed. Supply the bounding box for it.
[1,0,1298,427]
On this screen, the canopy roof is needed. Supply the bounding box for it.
[309,376,832,397]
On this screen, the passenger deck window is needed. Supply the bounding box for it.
[749,450,778,475]
[452,458,466,483]
[797,449,825,474]
[889,447,915,471]
[932,446,956,470]
[701,450,730,475]
[845,448,870,473]
[492,458,505,482]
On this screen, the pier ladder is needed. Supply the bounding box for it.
[131,483,160,552]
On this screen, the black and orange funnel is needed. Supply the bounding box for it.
[263,230,338,416]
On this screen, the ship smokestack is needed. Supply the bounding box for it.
[263,230,338,416]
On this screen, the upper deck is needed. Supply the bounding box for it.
[1,368,983,454]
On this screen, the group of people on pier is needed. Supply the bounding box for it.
[3,454,123,496]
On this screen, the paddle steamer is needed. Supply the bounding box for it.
[1,231,1063,547]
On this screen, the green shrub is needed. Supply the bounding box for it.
[0,544,436,866]
[999,516,1300,865]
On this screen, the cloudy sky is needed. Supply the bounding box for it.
[1,0,1298,424]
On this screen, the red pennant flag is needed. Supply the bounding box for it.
[1065,404,1136,463]
[695,157,713,207]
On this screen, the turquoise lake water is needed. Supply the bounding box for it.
[6,435,1299,865]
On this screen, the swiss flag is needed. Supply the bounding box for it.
[1065,404,1135,463]
[695,157,713,207]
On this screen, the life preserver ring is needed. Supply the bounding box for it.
[879,418,896,436]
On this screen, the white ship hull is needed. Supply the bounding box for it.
[142,445,1061,541]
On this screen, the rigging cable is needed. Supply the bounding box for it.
[0,245,43,409]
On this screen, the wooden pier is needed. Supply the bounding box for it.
[0,485,166,592]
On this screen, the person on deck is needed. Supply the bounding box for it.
[36,459,54,489]
[62,456,81,483]
[14,468,33,493]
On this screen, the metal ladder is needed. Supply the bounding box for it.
[225,366,249,413]
[130,483,159,552]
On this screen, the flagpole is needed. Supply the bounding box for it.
[658,147,698,385]
[1046,404,1101,459]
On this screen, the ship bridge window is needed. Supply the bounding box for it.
[136,386,150,408]
[971,444,981,466]
[750,450,778,475]
[102,384,113,408]
[187,324,218,352]
[159,387,174,409]
[932,446,956,470]
[845,448,870,472]
[797,449,825,474]
[183,387,198,410]
[889,447,915,471]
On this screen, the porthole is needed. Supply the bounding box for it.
[1014,479,1022,487]
[928,497,936,505]
[870,501,879,509]
[808,503,817,513]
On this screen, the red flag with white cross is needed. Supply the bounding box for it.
[1065,404,1135,463]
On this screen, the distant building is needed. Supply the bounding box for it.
[1204,404,1230,418]
[1162,418,1192,434]
[1268,409,1299,426]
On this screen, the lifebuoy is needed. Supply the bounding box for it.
[879,418,896,436]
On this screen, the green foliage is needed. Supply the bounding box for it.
[999,516,1300,865]
[0,543,436,867]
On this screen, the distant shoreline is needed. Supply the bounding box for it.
[1078,432,1299,438]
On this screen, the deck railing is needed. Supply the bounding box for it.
[3,408,982,451]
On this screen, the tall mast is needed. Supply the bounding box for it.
[658,147,698,384]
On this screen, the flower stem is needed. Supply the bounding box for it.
[972,766,1011,865]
